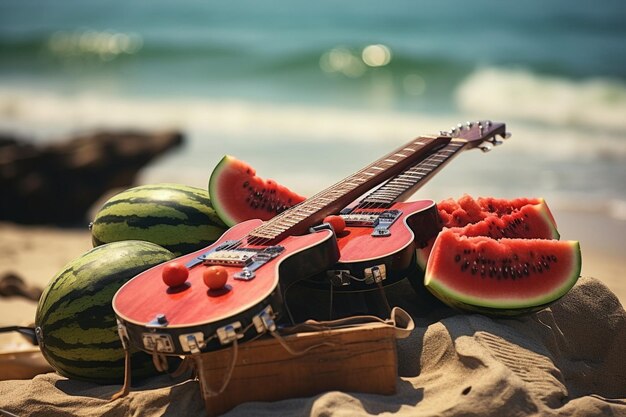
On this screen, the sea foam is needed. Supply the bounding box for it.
[455,67,626,134]
[0,82,624,164]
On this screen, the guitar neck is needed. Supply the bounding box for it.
[249,134,450,241]
[359,139,468,206]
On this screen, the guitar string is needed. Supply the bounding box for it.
[355,141,466,212]
[353,125,501,211]
[239,135,442,247]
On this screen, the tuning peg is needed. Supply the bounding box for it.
[466,121,474,128]
[478,143,493,152]
[501,132,512,139]
[489,138,503,146]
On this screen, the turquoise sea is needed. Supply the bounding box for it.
[1,0,626,220]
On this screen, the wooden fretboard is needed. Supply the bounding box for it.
[248,134,450,242]
[359,138,468,206]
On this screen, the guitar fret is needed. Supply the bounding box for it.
[388,179,415,186]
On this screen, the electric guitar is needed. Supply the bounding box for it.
[301,120,508,293]
[113,131,450,355]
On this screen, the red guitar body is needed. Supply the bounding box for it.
[113,219,338,355]
[301,199,441,293]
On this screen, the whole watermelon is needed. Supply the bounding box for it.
[90,183,227,256]
[35,240,176,384]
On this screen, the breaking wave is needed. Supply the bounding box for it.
[455,67,626,134]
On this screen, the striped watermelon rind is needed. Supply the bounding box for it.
[35,240,177,384]
[91,183,227,256]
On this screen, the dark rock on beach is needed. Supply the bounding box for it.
[0,130,184,225]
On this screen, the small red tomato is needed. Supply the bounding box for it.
[162,262,189,287]
[203,266,229,290]
[323,215,346,234]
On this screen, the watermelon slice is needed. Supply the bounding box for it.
[416,195,559,269]
[436,195,557,228]
[424,231,581,316]
[208,155,306,226]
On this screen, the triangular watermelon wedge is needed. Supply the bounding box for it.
[208,155,306,226]
[424,231,581,316]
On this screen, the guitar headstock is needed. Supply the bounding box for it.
[440,120,509,152]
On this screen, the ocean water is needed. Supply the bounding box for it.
[1,0,625,220]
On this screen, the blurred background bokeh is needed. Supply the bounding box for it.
[1,0,625,217]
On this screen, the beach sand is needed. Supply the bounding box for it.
[0,207,624,415]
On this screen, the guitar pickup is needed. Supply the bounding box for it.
[341,213,379,227]
[201,250,253,266]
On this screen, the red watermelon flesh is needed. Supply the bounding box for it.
[416,196,559,269]
[208,155,306,226]
[436,195,557,228]
[424,231,581,313]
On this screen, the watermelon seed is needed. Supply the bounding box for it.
[454,254,461,262]
[242,181,249,188]
[551,255,558,263]
[471,266,477,275]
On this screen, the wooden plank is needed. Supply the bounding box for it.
[194,323,397,416]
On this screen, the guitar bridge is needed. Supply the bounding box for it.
[371,210,401,237]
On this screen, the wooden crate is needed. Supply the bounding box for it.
[193,322,398,416]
